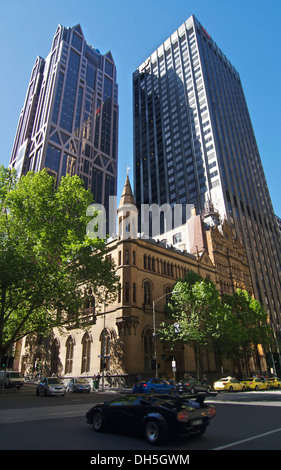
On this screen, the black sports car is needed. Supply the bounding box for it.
[86,393,216,445]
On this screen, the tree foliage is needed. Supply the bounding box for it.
[160,270,273,377]
[217,289,273,372]
[0,166,119,358]
[160,271,222,377]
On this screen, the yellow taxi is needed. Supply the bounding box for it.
[265,377,281,389]
[213,377,246,392]
[241,377,269,391]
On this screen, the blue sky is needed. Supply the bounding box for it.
[1,0,280,216]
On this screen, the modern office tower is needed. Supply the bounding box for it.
[10,24,118,219]
[133,14,281,343]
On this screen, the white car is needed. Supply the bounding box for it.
[36,377,66,396]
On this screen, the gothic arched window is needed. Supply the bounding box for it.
[143,280,152,306]
[81,332,91,373]
[65,336,75,374]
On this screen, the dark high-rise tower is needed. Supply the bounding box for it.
[133,15,281,342]
[10,24,118,216]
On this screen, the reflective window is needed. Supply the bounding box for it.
[45,144,60,172]
[60,50,80,132]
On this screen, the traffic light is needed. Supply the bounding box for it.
[1,356,14,369]
[1,356,7,368]
[151,358,156,370]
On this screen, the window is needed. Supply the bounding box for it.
[133,283,136,303]
[173,233,182,244]
[124,282,130,303]
[100,330,110,371]
[143,281,152,306]
[50,339,60,375]
[45,144,60,173]
[65,336,74,374]
[165,286,173,304]
[84,288,95,321]
[81,332,91,373]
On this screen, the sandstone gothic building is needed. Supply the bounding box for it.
[16,176,267,385]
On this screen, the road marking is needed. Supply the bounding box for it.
[207,399,281,407]
[213,427,281,450]
[0,404,90,423]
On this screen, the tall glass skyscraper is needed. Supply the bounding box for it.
[10,24,118,215]
[133,15,281,337]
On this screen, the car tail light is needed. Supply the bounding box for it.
[207,407,216,418]
[177,410,189,422]
[143,384,147,387]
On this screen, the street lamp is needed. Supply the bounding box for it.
[152,290,179,378]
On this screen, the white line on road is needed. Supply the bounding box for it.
[212,427,281,450]
[0,404,89,423]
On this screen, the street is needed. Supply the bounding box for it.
[0,384,281,455]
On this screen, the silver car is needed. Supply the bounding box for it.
[67,377,91,393]
[36,377,66,396]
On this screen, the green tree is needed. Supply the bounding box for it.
[0,166,119,359]
[160,271,222,378]
[219,289,273,374]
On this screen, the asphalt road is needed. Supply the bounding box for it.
[0,384,281,456]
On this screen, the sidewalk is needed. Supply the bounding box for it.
[95,386,131,393]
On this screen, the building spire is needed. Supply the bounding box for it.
[117,173,138,240]
[118,173,136,208]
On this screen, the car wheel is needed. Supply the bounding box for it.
[36,387,39,396]
[255,385,259,391]
[229,386,233,392]
[144,419,166,445]
[169,388,175,395]
[149,388,156,395]
[190,387,195,394]
[93,410,106,432]
[206,386,211,394]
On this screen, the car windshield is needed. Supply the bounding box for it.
[109,396,142,406]
[76,378,88,384]
[48,378,63,384]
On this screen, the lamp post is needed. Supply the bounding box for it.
[152,291,178,379]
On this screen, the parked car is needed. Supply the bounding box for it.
[0,371,24,390]
[67,377,91,393]
[213,377,246,392]
[265,377,281,389]
[241,377,269,391]
[176,378,211,395]
[36,377,66,396]
[86,393,216,445]
[132,378,175,394]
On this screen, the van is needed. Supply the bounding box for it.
[0,371,24,389]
